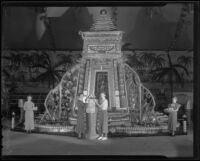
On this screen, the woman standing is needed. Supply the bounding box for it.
[95,93,108,141]
[23,95,37,133]
[165,97,181,136]
[76,94,86,139]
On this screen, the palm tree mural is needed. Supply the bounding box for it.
[151,4,191,99]
[137,52,166,82]
[33,52,65,88]
[33,51,80,88]
[140,52,157,68]
[124,52,145,76]
[151,52,189,99]
[177,55,192,68]
[56,52,82,72]
[21,53,35,80]
[31,51,44,74]
[152,54,166,69]
[122,43,145,73]
[3,52,23,72]
[140,52,166,70]
[177,55,192,82]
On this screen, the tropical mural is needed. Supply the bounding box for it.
[2,50,193,116]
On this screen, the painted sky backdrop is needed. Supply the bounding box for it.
[2,5,193,50]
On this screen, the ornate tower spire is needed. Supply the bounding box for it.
[90,9,117,31]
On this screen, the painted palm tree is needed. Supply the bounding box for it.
[56,52,81,72]
[21,53,35,80]
[30,51,46,74]
[151,52,189,99]
[140,52,157,68]
[125,52,145,70]
[122,43,145,77]
[177,55,192,68]
[152,54,166,69]
[151,4,191,99]
[177,55,192,82]
[3,52,23,71]
[33,52,66,88]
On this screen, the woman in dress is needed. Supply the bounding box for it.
[165,97,181,136]
[76,94,86,139]
[23,95,37,133]
[95,92,108,141]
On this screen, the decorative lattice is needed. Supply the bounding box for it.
[40,65,80,123]
[124,64,141,123]
[124,64,156,125]
[141,85,157,125]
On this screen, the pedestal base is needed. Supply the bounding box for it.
[86,113,99,140]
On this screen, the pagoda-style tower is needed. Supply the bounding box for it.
[40,9,159,131]
[78,9,128,110]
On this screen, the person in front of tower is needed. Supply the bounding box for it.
[165,96,181,136]
[95,92,108,140]
[76,94,86,139]
[23,95,37,133]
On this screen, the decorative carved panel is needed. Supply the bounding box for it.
[83,60,90,93]
[87,44,116,54]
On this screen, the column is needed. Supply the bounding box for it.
[77,61,86,95]
[118,62,128,108]
[83,60,90,96]
[113,60,120,109]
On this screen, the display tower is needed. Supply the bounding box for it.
[37,9,168,135]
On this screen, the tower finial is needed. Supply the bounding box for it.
[90,8,116,31]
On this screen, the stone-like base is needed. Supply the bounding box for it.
[12,121,186,137]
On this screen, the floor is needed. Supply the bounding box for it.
[2,127,193,157]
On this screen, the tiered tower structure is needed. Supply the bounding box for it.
[79,9,128,111]
[40,9,160,133]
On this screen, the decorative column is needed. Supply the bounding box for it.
[77,61,86,95]
[139,84,142,122]
[59,84,62,119]
[88,59,96,96]
[113,60,120,109]
[118,62,128,108]
[83,60,90,96]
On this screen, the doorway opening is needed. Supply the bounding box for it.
[95,72,109,103]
